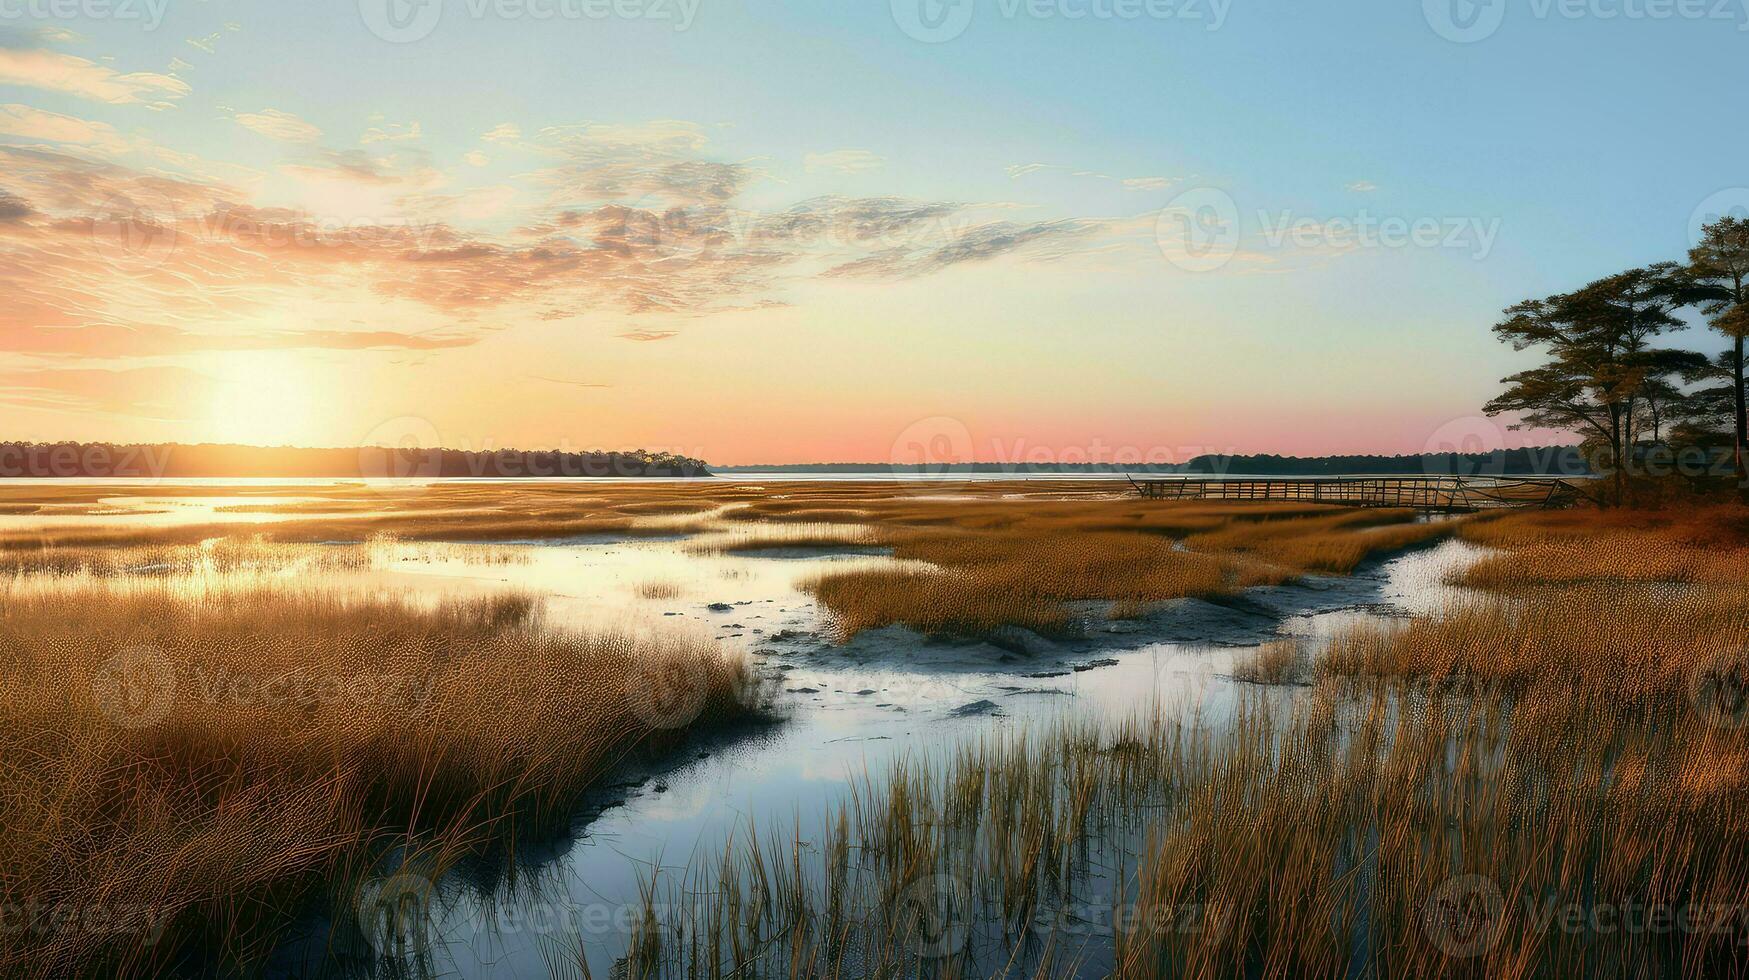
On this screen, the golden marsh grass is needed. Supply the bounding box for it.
[616,499,1749,978]
[0,575,753,977]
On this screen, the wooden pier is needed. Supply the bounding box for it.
[1126,475,1585,512]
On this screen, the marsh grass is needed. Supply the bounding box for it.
[0,536,528,583]
[628,659,1749,978]
[10,483,1738,977]
[0,579,755,977]
[796,500,1450,641]
[1456,504,1749,591]
[686,522,888,556]
[636,579,684,599]
[611,501,1749,978]
[1231,638,1307,685]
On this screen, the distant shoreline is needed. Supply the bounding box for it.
[0,443,1597,480]
[0,442,711,480]
[716,446,1593,478]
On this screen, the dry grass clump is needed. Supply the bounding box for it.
[626,675,1749,978]
[798,501,1444,641]
[0,584,753,977]
[0,512,659,552]
[636,579,684,600]
[0,536,529,581]
[805,567,1077,637]
[1456,504,1749,591]
[1183,512,1452,574]
[687,522,887,556]
[1231,639,1307,685]
[0,537,373,579]
[727,503,875,524]
[1319,586,1749,695]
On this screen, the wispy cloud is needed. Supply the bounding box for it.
[526,374,613,388]
[361,121,422,144]
[0,104,1121,425]
[1120,176,1178,192]
[804,149,884,175]
[0,103,129,153]
[0,189,36,223]
[0,322,480,357]
[823,218,1104,279]
[0,365,210,419]
[235,108,323,143]
[1010,163,1186,194]
[0,46,188,104]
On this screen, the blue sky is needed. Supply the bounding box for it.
[0,0,1744,461]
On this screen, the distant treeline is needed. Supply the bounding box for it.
[0,442,711,479]
[1181,447,1593,476]
[717,462,1193,474]
[718,447,1594,477]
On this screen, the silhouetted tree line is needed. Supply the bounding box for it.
[1486,215,1749,504]
[1181,449,1591,477]
[0,442,711,479]
[714,463,1194,474]
[718,449,1589,476]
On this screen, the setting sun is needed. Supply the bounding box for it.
[200,351,328,447]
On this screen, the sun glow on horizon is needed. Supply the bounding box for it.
[200,352,329,448]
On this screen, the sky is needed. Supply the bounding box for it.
[0,0,1745,465]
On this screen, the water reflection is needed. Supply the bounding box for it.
[258,536,1474,978]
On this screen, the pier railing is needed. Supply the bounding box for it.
[1125,475,1585,512]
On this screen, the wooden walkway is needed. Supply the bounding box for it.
[1126,475,1585,512]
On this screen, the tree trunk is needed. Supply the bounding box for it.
[1610,406,1625,508]
[1736,333,1747,502]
